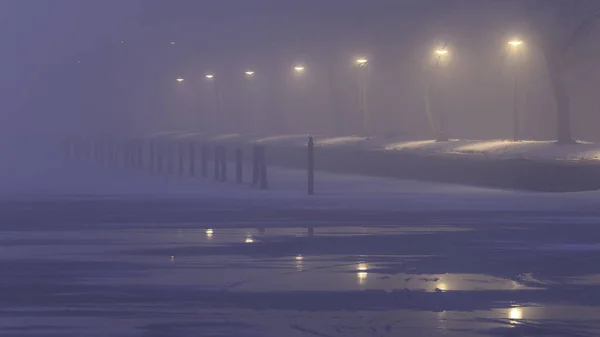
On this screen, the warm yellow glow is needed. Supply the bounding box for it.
[436,282,449,291]
[356,58,368,64]
[357,263,368,271]
[176,78,184,82]
[245,71,255,76]
[435,50,449,56]
[509,40,523,47]
[294,66,305,72]
[509,307,523,320]
[205,74,214,79]
[295,255,303,261]
[245,236,254,243]
[205,229,214,239]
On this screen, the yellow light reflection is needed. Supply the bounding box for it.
[205,229,214,239]
[357,263,368,285]
[294,66,305,72]
[436,282,449,292]
[295,255,303,271]
[435,50,449,56]
[356,58,368,64]
[509,307,523,321]
[245,236,254,243]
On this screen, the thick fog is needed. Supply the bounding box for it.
[3,0,600,194]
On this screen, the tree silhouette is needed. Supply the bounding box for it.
[526,0,600,144]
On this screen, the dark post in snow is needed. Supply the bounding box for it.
[178,142,185,176]
[189,142,196,176]
[167,142,174,175]
[214,146,221,180]
[156,142,164,173]
[259,145,268,190]
[252,145,260,186]
[220,146,228,182]
[149,140,155,172]
[201,144,208,178]
[137,140,144,170]
[235,147,243,184]
[307,135,314,195]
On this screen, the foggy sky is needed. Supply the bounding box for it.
[4,0,600,141]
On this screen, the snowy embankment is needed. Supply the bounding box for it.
[177,133,600,191]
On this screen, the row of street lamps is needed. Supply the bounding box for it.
[172,39,524,138]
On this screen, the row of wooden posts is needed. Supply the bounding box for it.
[63,136,316,194]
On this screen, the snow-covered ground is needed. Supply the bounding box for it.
[3,142,600,336]
[187,132,600,162]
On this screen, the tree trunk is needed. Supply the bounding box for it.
[545,50,574,144]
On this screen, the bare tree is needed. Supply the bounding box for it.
[526,0,600,144]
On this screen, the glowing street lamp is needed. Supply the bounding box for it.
[294,65,305,72]
[245,70,255,76]
[509,40,523,47]
[176,77,184,82]
[355,58,368,66]
[205,74,214,79]
[435,49,449,56]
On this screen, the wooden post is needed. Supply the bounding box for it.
[149,141,155,172]
[259,145,268,190]
[178,142,184,176]
[167,142,174,175]
[157,142,164,173]
[201,144,208,178]
[220,146,228,182]
[308,135,314,195]
[214,146,220,180]
[189,142,196,176]
[137,140,144,170]
[235,147,243,184]
[252,145,260,186]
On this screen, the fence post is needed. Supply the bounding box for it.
[252,145,259,186]
[167,142,174,175]
[149,140,155,172]
[220,146,228,182]
[236,147,243,184]
[308,135,314,195]
[189,142,196,176]
[201,144,208,178]
[137,140,144,170]
[259,145,268,190]
[214,145,221,180]
[177,142,184,176]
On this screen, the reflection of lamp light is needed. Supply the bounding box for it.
[295,255,303,261]
[170,255,175,262]
[357,263,368,284]
[205,229,214,239]
[509,307,523,320]
[436,282,448,291]
[245,236,254,243]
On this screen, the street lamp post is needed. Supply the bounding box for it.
[432,49,449,142]
[205,74,221,132]
[243,70,255,133]
[355,58,369,135]
[509,40,523,142]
